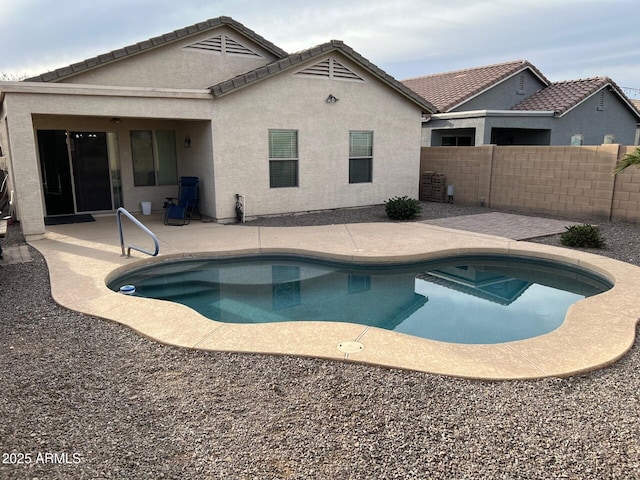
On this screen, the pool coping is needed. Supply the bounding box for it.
[30,215,640,380]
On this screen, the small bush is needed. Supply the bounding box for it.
[384,196,422,221]
[560,224,605,249]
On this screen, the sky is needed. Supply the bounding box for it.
[1,0,639,97]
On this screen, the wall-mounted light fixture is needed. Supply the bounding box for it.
[326,94,339,104]
[110,117,122,124]
[184,136,191,148]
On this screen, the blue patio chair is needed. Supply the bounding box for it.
[164,176,199,226]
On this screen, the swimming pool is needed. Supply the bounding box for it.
[108,254,612,344]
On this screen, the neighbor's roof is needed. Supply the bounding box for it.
[25,16,288,83]
[209,40,437,113]
[512,77,640,118]
[401,60,550,113]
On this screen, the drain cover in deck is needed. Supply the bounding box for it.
[338,341,364,353]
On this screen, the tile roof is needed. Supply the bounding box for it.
[401,60,550,113]
[209,40,437,113]
[24,16,288,83]
[512,77,640,117]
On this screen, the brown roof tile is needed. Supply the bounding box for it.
[209,40,436,113]
[24,16,288,82]
[401,60,550,112]
[512,77,640,117]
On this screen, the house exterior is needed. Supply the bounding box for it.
[633,100,640,144]
[402,60,640,147]
[0,16,434,240]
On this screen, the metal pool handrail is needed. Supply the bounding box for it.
[116,207,159,257]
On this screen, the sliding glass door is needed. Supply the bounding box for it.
[37,130,121,216]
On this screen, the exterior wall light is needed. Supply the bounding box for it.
[184,136,191,148]
[326,94,339,104]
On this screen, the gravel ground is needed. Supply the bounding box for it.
[1,203,639,479]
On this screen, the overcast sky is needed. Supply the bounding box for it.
[1,0,639,96]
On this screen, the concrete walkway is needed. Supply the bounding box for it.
[422,212,578,240]
[24,212,640,380]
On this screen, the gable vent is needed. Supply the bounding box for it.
[517,74,525,94]
[295,58,364,82]
[298,58,331,78]
[597,91,605,111]
[184,34,262,57]
[332,60,363,80]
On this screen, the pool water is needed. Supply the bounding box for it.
[108,254,612,344]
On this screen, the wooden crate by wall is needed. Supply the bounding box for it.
[421,171,446,202]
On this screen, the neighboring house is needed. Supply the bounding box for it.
[0,16,434,239]
[402,60,640,147]
[633,100,640,145]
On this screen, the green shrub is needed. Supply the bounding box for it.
[384,196,422,221]
[560,224,605,249]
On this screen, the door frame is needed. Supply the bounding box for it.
[37,129,122,216]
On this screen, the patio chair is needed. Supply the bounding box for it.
[164,176,200,226]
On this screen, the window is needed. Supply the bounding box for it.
[349,131,373,183]
[570,134,584,146]
[269,130,298,188]
[131,130,178,186]
[442,135,473,146]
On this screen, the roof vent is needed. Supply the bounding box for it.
[597,91,605,111]
[517,74,525,95]
[295,57,364,82]
[332,60,363,81]
[184,34,262,57]
[297,58,331,78]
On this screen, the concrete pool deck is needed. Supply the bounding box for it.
[28,213,640,380]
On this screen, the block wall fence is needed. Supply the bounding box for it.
[420,145,640,223]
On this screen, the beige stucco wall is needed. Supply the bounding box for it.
[62,26,277,90]
[421,144,640,222]
[210,54,423,221]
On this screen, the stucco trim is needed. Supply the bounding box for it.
[0,81,212,100]
[424,110,555,122]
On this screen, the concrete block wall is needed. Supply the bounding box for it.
[421,144,639,223]
[419,146,493,207]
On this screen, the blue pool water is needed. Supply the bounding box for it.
[108,254,612,344]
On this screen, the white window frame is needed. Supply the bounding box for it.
[269,129,299,188]
[349,131,373,184]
